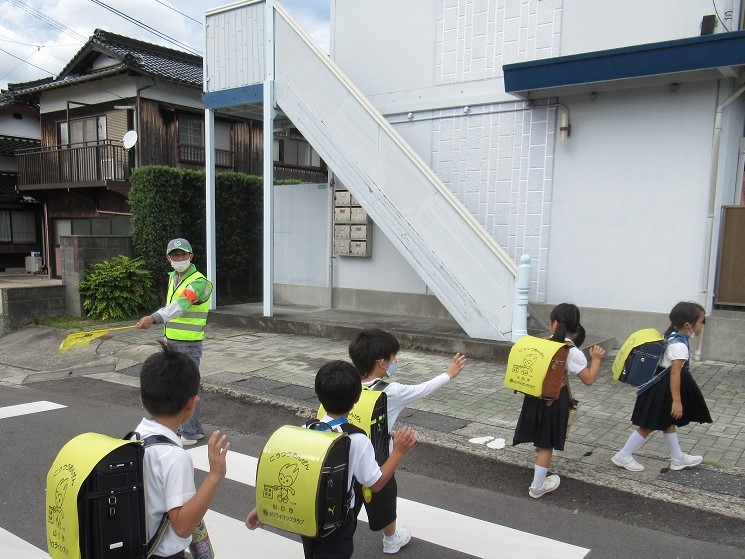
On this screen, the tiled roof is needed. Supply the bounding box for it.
[0,135,41,156]
[7,29,202,95]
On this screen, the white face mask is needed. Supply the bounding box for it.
[687,326,696,339]
[171,259,191,272]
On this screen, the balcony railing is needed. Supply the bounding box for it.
[16,140,131,188]
[178,144,234,168]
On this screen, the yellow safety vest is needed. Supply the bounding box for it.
[164,270,211,342]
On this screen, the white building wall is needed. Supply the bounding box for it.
[549,82,716,312]
[561,0,737,55]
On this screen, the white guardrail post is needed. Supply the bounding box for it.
[511,254,531,342]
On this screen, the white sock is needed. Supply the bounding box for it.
[664,432,684,460]
[531,465,548,489]
[618,431,647,458]
[383,531,396,541]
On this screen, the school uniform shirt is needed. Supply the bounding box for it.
[660,339,689,367]
[566,343,588,376]
[134,418,196,557]
[364,373,450,432]
[318,414,382,507]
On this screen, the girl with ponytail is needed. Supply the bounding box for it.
[513,303,606,498]
[612,302,712,472]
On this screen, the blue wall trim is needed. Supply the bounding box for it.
[504,30,745,95]
[202,84,263,109]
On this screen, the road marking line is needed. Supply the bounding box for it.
[0,527,48,558]
[189,447,589,558]
[0,400,66,419]
[204,509,302,557]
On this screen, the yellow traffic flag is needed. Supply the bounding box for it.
[58,325,137,353]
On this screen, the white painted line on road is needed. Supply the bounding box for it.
[0,400,66,419]
[204,509,302,557]
[189,447,590,559]
[0,527,48,558]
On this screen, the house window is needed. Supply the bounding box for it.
[275,138,322,169]
[0,210,37,243]
[59,116,107,145]
[178,115,232,167]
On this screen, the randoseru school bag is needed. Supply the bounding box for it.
[255,420,366,538]
[317,382,389,464]
[46,432,178,559]
[612,330,688,387]
[504,335,571,401]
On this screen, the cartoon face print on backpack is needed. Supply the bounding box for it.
[277,463,299,502]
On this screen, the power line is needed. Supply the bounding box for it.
[5,0,87,43]
[90,0,202,55]
[0,45,54,76]
[153,0,201,25]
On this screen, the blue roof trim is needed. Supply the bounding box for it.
[202,84,263,109]
[504,30,745,95]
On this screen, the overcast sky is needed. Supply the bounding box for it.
[0,0,331,92]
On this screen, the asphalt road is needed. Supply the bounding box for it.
[1,377,743,559]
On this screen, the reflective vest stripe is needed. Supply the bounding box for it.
[165,322,207,332]
[181,311,209,319]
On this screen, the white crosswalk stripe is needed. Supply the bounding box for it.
[0,527,47,558]
[188,446,590,559]
[0,401,66,419]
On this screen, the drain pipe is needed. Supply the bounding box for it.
[696,81,745,359]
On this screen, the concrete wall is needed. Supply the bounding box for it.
[273,183,455,318]
[0,284,66,335]
[60,235,134,317]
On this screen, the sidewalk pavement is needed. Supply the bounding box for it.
[1,311,743,520]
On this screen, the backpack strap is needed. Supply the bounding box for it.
[125,431,179,558]
[367,379,388,391]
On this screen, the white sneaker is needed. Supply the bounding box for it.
[670,453,703,471]
[529,474,560,498]
[383,527,412,554]
[611,452,645,472]
[180,436,199,447]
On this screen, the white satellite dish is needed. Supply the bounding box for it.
[122,130,138,150]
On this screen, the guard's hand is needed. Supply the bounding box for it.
[246,508,262,530]
[206,430,230,481]
[447,353,467,378]
[137,315,155,329]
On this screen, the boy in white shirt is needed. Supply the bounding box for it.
[246,360,416,559]
[135,342,230,559]
[348,329,466,554]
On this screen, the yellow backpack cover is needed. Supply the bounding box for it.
[318,386,389,462]
[256,425,352,537]
[47,433,142,559]
[504,335,569,398]
[611,328,664,381]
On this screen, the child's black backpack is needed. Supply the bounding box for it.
[612,330,688,387]
[47,432,176,559]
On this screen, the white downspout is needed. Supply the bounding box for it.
[263,0,277,317]
[205,108,216,308]
[697,81,745,358]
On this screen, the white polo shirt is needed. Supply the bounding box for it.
[134,418,196,556]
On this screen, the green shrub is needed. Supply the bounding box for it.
[128,166,183,294]
[79,256,155,320]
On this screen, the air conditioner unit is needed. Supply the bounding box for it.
[25,256,42,273]
[102,158,125,180]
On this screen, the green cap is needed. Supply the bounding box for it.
[166,238,192,254]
